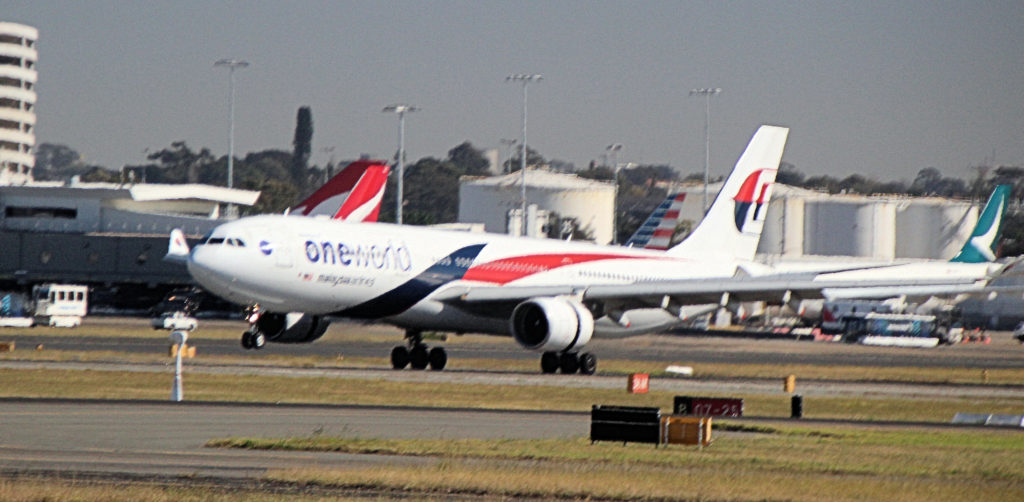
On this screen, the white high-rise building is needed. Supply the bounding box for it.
[0,22,37,185]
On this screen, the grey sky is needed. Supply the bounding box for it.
[5,1,1023,183]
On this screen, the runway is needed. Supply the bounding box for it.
[0,399,586,480]
[10,317,1024,369]
[2,359,1023,400]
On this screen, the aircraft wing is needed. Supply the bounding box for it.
[438,275,988,311]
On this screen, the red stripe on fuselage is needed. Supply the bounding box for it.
[463,253,658,284]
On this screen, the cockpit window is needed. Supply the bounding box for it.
[226,238,247,247]
[206,237,225,245]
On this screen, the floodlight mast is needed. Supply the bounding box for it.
[689,87,721,214]
[506,74,542,236]
[382,104,420,225]
[607,143,623,244]
[214,58,250,218]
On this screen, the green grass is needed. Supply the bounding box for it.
[238,427,1024,501]
[0,477,384,502]
[1,368,1021,423]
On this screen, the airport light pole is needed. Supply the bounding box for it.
[382,104,419,225]
[506,74,542,237]
[689,88,721,214]
[170,330,188,402]
[214,58,249,218]
[607,143,623,244]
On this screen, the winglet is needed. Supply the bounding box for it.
[165,228,190,263]
[950,184,1011,263]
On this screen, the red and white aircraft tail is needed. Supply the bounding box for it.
[291,160,390,222]
[666,125,788,262]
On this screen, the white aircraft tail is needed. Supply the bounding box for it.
[164,228,190,263]
[666,125,788,261]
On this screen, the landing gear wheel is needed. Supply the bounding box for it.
[251,331,266,350]
[559,352,580,374]
[541,352,560,374]
[390,346,410,370]
[578,352,597,375]
[241,331,253,350]
[409,345,429,370]
[428,347,448,371]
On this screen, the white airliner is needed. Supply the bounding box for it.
[168,125,987,374]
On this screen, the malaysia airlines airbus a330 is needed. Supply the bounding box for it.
[168,125,986,374]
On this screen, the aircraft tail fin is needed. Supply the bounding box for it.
[950,184,1011,263]
[666,125,789,261]
[164,228,190,263]
[624,192,686,250]
[333,162,390,221]
[291,160,390,221]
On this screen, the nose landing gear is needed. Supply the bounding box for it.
[240,304,266,350]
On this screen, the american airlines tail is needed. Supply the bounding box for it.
[291,160,390,221]
[624,192,686,250]
[950,184,1011,263]
[666,125,788,261]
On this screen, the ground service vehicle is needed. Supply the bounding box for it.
[32,284,87,327]
[839,311,963,347]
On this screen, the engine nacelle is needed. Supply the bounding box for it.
[255,312,329,343]
[510,297,594,352]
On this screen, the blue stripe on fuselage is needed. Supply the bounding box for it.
[334,244,486,319]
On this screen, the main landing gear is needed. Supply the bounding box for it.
[540,351,597,375]
[391,330,447,371]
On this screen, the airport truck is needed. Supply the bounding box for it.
[838,311,962,347]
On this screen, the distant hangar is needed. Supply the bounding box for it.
[0,181,258,306]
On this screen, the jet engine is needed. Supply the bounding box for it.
[510,297,594,352]
[255,312,329,343]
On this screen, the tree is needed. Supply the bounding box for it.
[803,175,841,193]
[136,141,216,184]
[292,106,313,190]
[776,162,804,186]
[577,165,614,181]
[447,142,490,176]
[910,167,944,195]
[79,166,120,183]
[33,143,89,181]
[506,146,546,172]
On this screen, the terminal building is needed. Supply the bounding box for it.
[0,181,259,310]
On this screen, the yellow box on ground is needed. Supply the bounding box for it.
[660,416,712,447]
